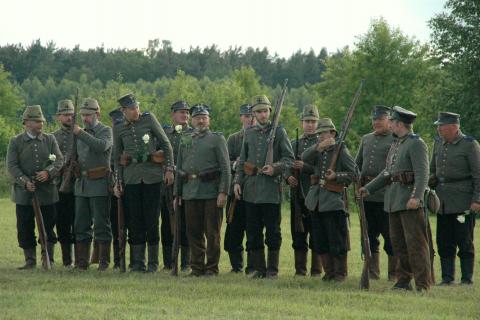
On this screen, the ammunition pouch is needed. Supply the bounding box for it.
[389,171,415,185]
[184,169,221,182]
[82,166,110,180]
[310,175,345,193]
[360,175,375,186]
[150,150,165,164]
[119,150,165,166]
[244,162,259,176]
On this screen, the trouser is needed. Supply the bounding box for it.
[436,212,475,259]
[290,199,313,251]
[55,192,75,245]
[110,194,121,264]
[224,197,248,253]
[16,204,57,249]
[364,201,394,255]
[160,190,189,249]
[185,199,223,275]
[75,196,112,242]
[244,202,282,251]
[311,210,349,256]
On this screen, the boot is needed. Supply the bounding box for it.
[61,243,73,267]
[266,250,279,278]
[460,257,474,285]
[162,246,172,270]
[75,241,91,270]
[181,246,191,272]
[294,250,307,276]
[387,255,398,282]
[438,257,455,285]
[311,252,323,277]
[333,255,348,282]
[245,251,254,275]
[147,245,159,273]
[248,249,266,279]
[320,254,334,281]
[130,244,146,272]
[112,241,120,270]
[369,252,380,280]
[228,251,244,273]
[18,248,36,270]
[98,241,111,271]
[90,240,99,264]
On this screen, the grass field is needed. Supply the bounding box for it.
[0,198,478,319]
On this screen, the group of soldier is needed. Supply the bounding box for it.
[7,92,478,292]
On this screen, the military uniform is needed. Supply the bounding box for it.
[355,105,397,280]
[52,100,76,267]
[302,118,357,282]
[73,99,113,270]
[113,93,174,272]
[365,106,432,291]
[160,100,193,271]
[174,104,230,276]
[430,112,480,285]
[234,95,294,278]
[224,104,254,273]
[284,104,322,276]
[7,105,63,269]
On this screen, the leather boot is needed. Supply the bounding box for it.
[245,251,254,275]
[438,257,455,285]
[320,254,334,281]
[266,250,279,278]
[147,245,159,273]
[369,252,380,280]
[294,250,307,276]
[112,241,120,270]
[387,255,398,282]
[90,240,99,264]
[162,246,172,270]
[311,252,323,277]
[98,241,111,271]
[333,255,347,282]
[249,249,266,279]
[460,257,474,285]
[18,248,36,270]
[75,241,91,270]
[228,251,244,273]
[130,244,146,272]
[181,246,191,272]
[61,243,73,267]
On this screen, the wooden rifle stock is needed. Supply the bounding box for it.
[31,190,51,270]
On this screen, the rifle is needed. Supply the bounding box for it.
[59,88,79,193]
[171,196,181,276]
[264,79,288,167]
[354,181,371,289]
[31,189,51,270]
[291,128,304,233]
[115,173,126,272]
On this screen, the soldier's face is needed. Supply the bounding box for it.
[81,113,98,126]
[240,115,255,128]
[192,115,210,129]
[318,130,335,141]
[172,110,189,125]
[57,114,73,127]
[25,120,43,135]
[372,116,390,134]
[302,120,318,135]
[254,109,270,124]
[122,106,140,121]
[437,124,459,141]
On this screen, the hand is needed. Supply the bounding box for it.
[35,171,49,182]
[113,184,123,198]
[174,196,182,210]
[25,181,36,192]
[233,184,242,200]
[470,202,480,213]
[261,165,274,176]
[324,169,336,181]
[406,198,420,210]
[73,124,82,135]
[357,187,369,198]
[287,176,298,187]
[217,192,227,208]
[164,170,174,186]
[292,160,304,170]
[316,137,335,152]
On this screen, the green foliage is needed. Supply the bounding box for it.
[0,65,24,120]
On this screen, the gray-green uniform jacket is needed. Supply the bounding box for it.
[302,143,357,212]
[365,132,429,213]
[53,127,74,190]
[234,122,294,204]
[113,112,173,185]
[74,122,113,197]
[227,129,245,195]
[355,132,395,202]
[175,129,231,200]
[163,124,194,163]
[7,132,64,205]
[430,132,480,214]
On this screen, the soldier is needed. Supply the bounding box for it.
[355,105,397,281]
[233,95,294,278]
[113,93,174,272]
[72,98,113,270]
[160,100,194,271]
[360,106,432,291]
[174,104,230,276]
[302,118,356,282]
[53,100,76,267]
[285,105,322,276]
[429,112,480,285]
[7,105,63,269]
[224,103,256,273]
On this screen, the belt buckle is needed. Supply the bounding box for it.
[81,170,87,176]
[191,174,197,179]
[319,178,325,186]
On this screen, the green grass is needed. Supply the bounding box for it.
[0,198,478,319]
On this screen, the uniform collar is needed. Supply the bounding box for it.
[442,130,463,145]
[255,121,271,132]
[300,133,318,140]
[23,131,44,141]
[373,130,391,136]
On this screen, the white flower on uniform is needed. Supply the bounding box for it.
[48,154,56,161]
[142,134,150,144]
[175,125,183,133]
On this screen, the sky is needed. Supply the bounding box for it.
[0,0,446,57]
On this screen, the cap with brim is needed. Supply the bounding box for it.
[239,104,252,116]
[80,98,100,115]
[390,106,417,124]
[251,95,272,112]
[56,100,75,115]
[301,104,319,121]
[434,112,460,125]
[23,105,46,122]
[371,105,390,119]
[118,93,139,108]
[316,117,337,133]
[109,108,124,125]
[191,104,211,117]
[171,100,190,112]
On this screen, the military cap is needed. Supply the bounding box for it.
[390,106,416,124]
[22,105,46,122]
[80,98,100,115]
[171,100,190,112]
[434,112,460,126]
[190,104,211,117]
[371,105,391,119]
[316,117,337,133]
[109,108,124,126]
[301,104,319,121]
[56,99,75,115]
[251,95,272,112]
[239,104,252,116]
[118,93,139,108]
